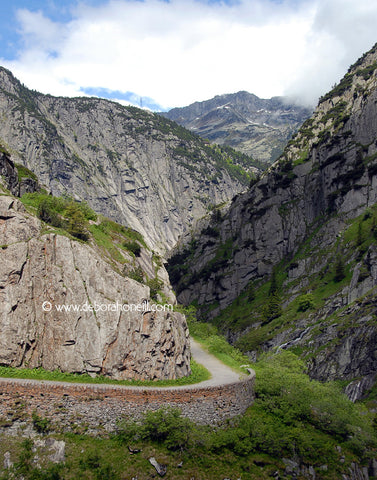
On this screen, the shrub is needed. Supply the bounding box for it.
[116,407,204,452]
[297,293,315,312]
[128,266,144,283]
[37,198,63,228]
[263,293,282,322]
[147,277,163,300]
[79,452,117,480]
[32,411,51,434]
[64,202,89,241]
[123,240,141,256]
[76,200,97,221]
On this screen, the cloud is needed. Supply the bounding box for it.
[2,0,377,109]
[283,0,377,105]
[79,86,164,110]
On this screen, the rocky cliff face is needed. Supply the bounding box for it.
[163,91,312,164]
[0,151,39,197]
[168,43,377,398]
[0,68,249,253]
[0,183,190,380]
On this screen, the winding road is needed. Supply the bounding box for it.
[0,338,251,391]
[188,338,245,387]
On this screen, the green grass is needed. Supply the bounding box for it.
[179,306,250,373]
[0,359,210,387]
[89,223,127,264]
[0,431,283,480]
[15,163,38,182]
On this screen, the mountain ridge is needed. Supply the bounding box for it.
[167,42,377,400]
[0,66,252,253]
[163,90,312,164]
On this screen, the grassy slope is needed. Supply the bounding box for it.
[0,359,209,388]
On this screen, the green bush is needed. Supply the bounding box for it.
[297,293,315,312]
[37,198,63,228]
[64,202,89,241]
[123,240,141,256]
[116,407,204,452]
[23,193,95,240]
[79,452,117,480]
[128,266,144,283]
[147,277,163,300]
[32,411,51,434]
[262,293,282,322]
[76,200,97,221]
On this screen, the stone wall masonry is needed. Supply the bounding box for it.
[0,373,255,432]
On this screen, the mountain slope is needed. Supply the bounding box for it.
[167,43,377,398]
[0,68,251,253]
[163,91,312,164]
[0,151,190,380]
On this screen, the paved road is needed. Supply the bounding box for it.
[0,338,252,391]
[189,338,244,387]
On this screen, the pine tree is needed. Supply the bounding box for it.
[263,269,282,322]
[334,255,345,282]
[263,293,282,322]
[268,269,279,296]
[356,221,363,246]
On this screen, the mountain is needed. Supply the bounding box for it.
[0,67,251,253]
[167,43,377,399]
[1,51,377,480]
[0,151,190,380]
[163,91,312,164]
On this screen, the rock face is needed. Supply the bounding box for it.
[168,43,377,397]
[171,79,377,314]
[163,91,312,163]
[0,68,248,252]
[0,151,39,197]
[0,194,190,380]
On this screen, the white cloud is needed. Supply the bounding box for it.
[2,0,377,109]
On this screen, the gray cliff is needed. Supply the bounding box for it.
[0,68,247,253]
[0,160,190,380]
[168,44,377,398]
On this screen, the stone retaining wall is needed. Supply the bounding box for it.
[0,374,255,432]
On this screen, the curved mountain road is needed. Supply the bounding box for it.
[0,338,252,391]
[188,338,246,387]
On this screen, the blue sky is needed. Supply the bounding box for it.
[0,0,377,110]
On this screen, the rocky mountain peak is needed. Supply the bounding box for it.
[0,67,20,95]
[163,91,312,164]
